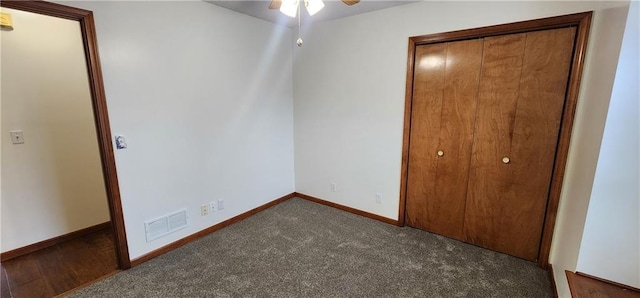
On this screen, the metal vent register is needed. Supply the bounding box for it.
[144,209,188,242]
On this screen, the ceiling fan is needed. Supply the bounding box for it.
[270,0,360,47]
[269,0,361,17]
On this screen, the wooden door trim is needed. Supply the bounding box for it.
[398,11,593,269]
[1,0,131,269]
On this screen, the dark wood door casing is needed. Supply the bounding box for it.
[399,12,593,268]
[0,0,131,269]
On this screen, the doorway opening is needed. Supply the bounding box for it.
[1,1,129,296]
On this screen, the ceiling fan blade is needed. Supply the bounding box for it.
[341,0,360,6]
[268,0,282,9]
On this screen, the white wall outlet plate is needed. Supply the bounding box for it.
[218,199,225,210]
[200,204,209,216]
[210,201,217,212]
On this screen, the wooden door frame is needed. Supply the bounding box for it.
[397,12,592,269]
[1,1,131,269]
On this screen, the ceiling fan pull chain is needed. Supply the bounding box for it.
[296,1,303,47]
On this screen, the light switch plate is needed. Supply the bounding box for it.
[10,130,24,144]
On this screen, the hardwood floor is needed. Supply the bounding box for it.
[1,227,117,298]
[567,271,640,298]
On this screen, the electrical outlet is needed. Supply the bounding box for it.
[218,199,225,210]
[375,192,382,204]
[201,204,209,216]
[330,182,337,192]
[210,201,217,212]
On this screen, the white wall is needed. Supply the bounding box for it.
[576,1,639,288]
[292,1,629,297]
[548,3,631,296]
[1,8,111,252]
[55,1,295,260]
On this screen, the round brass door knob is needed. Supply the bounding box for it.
[502,156,510,164]
[437,150,444,157]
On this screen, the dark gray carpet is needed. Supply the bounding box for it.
[68,198,552,297]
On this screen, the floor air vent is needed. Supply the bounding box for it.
[145,209,188,242]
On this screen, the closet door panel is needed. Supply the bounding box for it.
[406,40,482,240]
[432,39,483,239]
[406,43,446,232]
[506,27,576,259]
[465,28,576,260]
[464,32,527,254]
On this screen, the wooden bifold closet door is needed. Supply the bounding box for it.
[405,39,483,241]
[405,27,576,261]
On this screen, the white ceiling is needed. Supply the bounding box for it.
[205,0,420,28]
